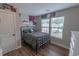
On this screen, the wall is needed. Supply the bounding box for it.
[36,16,41,31]
[36,6,79,49]
[11,4,30,26]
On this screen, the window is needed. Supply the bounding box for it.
[41,19,49,33]
[51,16,64,39]
[41,16,64,39]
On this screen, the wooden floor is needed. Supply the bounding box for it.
[4,42,69,56]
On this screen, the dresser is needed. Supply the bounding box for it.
[69,31,79,56]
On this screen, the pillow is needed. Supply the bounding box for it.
[30,28,34,32]
[30,28,38,32]
[23,28,37,33]
[23,29,30,33]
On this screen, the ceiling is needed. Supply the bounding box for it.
[12,3,79,16]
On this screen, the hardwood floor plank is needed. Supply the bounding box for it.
[4,42,69,56]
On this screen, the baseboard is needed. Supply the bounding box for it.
[0,49,2,56]
[16,45,21,50]
[3,45,21,55]
[51,41,69,49]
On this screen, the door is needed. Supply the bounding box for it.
[0,11,16,54]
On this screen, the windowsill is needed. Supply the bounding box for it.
[50,36,62,40]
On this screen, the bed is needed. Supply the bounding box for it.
[22,28,50,50]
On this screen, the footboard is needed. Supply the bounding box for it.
[23,32,50,50]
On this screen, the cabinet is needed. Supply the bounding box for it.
[0,9,21,54]
[69,31,79,56]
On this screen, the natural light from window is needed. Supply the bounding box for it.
[51,16,64,39]
[41,16,64,39]
[41,19,49,34]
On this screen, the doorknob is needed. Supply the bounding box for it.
[12,34,15,36]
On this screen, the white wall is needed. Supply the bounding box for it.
[11,4,30,26]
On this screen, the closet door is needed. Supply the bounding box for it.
[0,11,16,54]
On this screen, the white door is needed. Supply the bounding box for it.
[0,11,16,54]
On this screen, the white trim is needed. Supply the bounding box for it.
[51,40,69,49]
[0,49,2,56]
[16,45,21,50]
[0,9,15,14]
[3,45,21,55]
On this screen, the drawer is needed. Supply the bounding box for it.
[71,34,76,42]
[69,48,73,56]
[70,42,73,49]
[70,39,74,48]
[71,36,76,48]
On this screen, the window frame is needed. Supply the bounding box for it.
[50,16,65,39]
[41,16,64,39]
[41,18,50,34]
